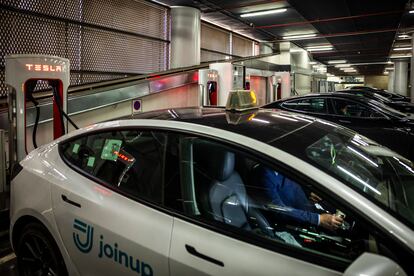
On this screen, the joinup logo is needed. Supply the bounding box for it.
[73,219,94,253]
[72,219,153,276]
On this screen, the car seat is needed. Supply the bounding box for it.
[193,140,275,237]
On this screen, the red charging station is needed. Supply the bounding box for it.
[199,69,218,106]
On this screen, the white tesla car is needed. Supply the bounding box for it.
[10,106,414,276]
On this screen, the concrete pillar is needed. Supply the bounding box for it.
[411,37,414,101]
[388,70,395,92]
[394,60,409,96]
[170,6,200,69]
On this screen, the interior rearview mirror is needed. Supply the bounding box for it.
[344,253,406,276]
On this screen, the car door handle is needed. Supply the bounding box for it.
[185,244,224,267]
[338,119,351,124]
[61,195,81,208]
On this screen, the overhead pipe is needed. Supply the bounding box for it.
[203,0,285,13]
[256,10,404,29]
[319,39,392,47]
[313,51,389,57]
[273,28,413,42]
[310,47,390,55]
[274,28,401,42]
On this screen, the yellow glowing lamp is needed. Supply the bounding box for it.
[225,90,258,112]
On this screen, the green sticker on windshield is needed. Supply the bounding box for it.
[72,143,80,154]
[101,139,122,161]
[87,156,95,167]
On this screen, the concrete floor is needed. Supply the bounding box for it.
[0,211,17,275]
[0,254,17,276]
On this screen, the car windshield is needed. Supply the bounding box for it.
[305,130,414,228]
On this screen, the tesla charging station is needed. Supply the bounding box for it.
[5,54,70,172]
[199,69,218,106]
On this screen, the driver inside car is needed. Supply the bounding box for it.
[253,164,344,231]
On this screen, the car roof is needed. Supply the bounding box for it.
[270,92,374,104]
[339,89,374,94]
[126,107,336,144]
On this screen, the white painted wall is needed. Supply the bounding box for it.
[209,62,233,106]
[274,72,291,99]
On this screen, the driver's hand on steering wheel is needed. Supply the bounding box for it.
[320,214,344,231]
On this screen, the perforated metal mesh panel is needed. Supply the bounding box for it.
[201,23,230,55]
[0,0,170,97]
[233,35,253,57]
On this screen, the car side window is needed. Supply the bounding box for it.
[332,99,385,118]
[60,130,167,203]
[164,135,384,267]
[283,98,327,114]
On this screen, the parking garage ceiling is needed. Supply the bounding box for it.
[160,0,414,75]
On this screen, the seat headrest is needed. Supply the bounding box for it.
[193,140,235,181]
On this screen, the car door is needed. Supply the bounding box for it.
[50,129,172,276]
[166,133,391,276]
[328,98,412,157]
[166,133,413,275]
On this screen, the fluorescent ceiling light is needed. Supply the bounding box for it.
[397,34,411,39]
[390,54,412,59]
[410,10,414,14]
[394,47,412,51]
[328,60,347,64]
[309,61,318,65]
[241,8,287,17]
[385,67,394,71]
[290,48,306,53]
[335,64,351,68]
[283,33,317,40]
[307,47,333,52]
[306,45,332,49]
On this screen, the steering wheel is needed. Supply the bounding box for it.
[247,206,280,240]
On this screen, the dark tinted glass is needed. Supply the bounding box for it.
[332,99,384,118]
[164,134,378,264]
[283,98,327,113]
[61,130,166,203]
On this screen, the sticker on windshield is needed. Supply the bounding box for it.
[72,143,80,154]
[101,139,123,161]
[87,157,95,167]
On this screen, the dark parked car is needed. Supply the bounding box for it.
[337,89,414,114]
[348,86,411,102]
[263,93,414,160]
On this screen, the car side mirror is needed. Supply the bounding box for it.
[344,253,406,276]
